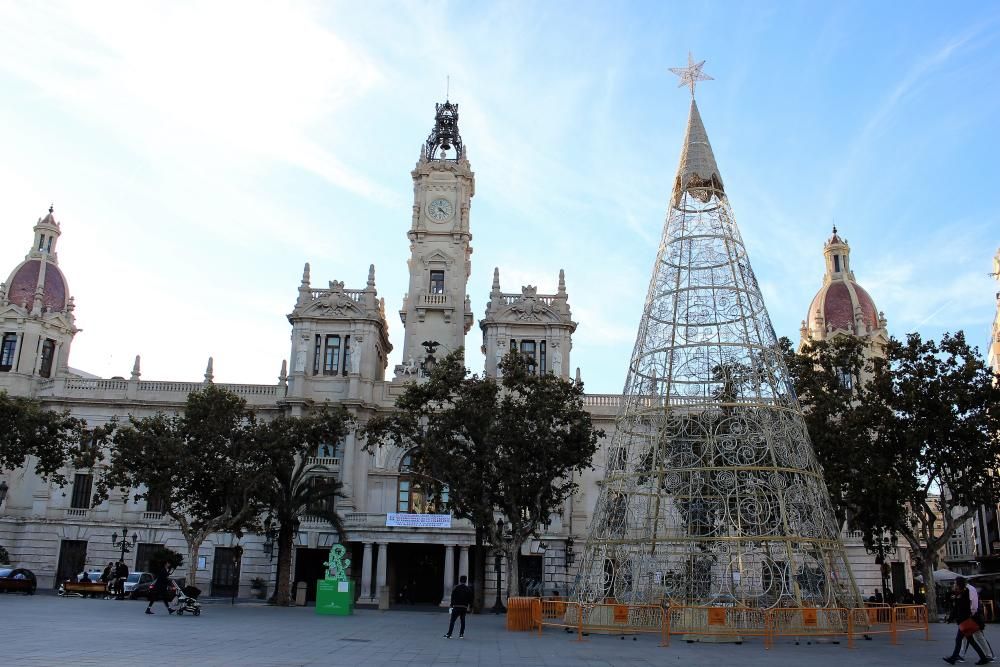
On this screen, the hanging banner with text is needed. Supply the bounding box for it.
[385,513,452,528]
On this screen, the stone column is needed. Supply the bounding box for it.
[458,545,469,581]
[376,542,389,607]
[341,431,356,507]
[441,545,455,606]
[360,542,373,602]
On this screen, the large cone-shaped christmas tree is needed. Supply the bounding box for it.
[574,61,860,610]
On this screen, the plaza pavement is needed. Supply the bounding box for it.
[0,593,974,666]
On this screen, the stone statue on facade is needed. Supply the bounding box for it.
[351,337,362,374]
[550,341,562,376]
[293,335,308,373]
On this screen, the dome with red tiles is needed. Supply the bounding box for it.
[802,227,885,340]
[807,279,879,333]
[6,259,68,312]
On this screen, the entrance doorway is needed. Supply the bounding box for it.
[891,562,907,598]
[56,540,87,588]
[390,543,443,606]
[211,547,240,598]
[294,548,329,603]
[518,555,543,597]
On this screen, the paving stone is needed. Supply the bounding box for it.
[0,594,967,666]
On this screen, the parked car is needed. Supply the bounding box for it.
[122,571,153,595]
[131,577,178,601]
[76,570,106,584]
[0,568,37,594]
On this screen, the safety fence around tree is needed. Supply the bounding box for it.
[509,597,929,650]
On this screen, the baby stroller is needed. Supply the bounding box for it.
[172,581,202,616]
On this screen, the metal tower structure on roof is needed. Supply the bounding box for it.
[573,57,860,610]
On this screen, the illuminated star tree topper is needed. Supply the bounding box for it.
[669,52,714,97]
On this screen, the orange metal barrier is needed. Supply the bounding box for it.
[767,607,850,648]
[506,597,537,631]
[983,600,996,622]
[536,598,584,641]
[664,605,768,647]
[892,604,930,642]
[512,597,930,651]
[579,602,666,644]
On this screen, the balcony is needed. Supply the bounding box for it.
[416,293,455,323]
[66,508,88,518]
[142,511,165,522]
[306,457,341,469]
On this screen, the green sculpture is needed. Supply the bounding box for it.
[323,544,350,582]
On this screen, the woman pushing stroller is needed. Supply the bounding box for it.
[144,559,175,615]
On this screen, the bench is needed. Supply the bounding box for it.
[58,581,109,598]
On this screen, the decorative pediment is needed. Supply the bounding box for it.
[302,295,362,319]
[421,250,452,266]
[502,287,558,322]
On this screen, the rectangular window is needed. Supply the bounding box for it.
[38,235,45,251]
[323,335,340,375]
[520,340,536,373]
[145,492,167,514]
[71,473,93,509]
[838,368,853,390]
[39,339,55,378]
[313,335,321,375]
[46,237,53,252]
[0,333,16,371]
[539,340,547,374]
[429,270,445,295]
[833,255,841,272]
[397,480,411,512]
[342,335,351,376]
[510,339,517,353]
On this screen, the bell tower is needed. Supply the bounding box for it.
[396,101,475,377]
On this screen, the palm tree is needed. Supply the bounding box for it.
[256,408,353,606]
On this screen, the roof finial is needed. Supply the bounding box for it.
[204,356,214,384]
[669,52,713,97]
[558,268,566,294]
[367,263,376,288]
[48,204,54,214]
[492,267,501,292]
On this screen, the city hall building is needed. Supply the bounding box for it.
[0,99,908,604]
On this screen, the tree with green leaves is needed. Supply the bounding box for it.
[96,385,263,586]
[364,350,602,602]
[783,331,1000,619]
[253,406,353,605]
[0,391,104,485]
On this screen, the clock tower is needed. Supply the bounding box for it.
[396,101,475,377]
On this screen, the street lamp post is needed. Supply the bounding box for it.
[492,518,507,614]
[231,545,244,606]
[866,531,898,603]
[111,527,138,565]
[111,528,137,600]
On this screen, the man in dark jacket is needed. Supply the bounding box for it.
[944,576,992,664]
[444,575,474,639]
[114,561,129,599]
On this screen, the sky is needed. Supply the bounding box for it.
[0,1,998,393]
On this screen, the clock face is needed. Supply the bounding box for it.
[427,198,454,222]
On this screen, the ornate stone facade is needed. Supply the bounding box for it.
[0,102,616,605]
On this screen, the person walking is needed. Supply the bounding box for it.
[944,576,992,664]
[144,560,174,615]
[444,575,473,639]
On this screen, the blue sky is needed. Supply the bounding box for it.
[0,1,997,393]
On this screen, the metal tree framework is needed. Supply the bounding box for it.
[574,59,861,610]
